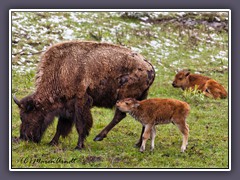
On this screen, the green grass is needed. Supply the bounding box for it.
[11,11,229,169]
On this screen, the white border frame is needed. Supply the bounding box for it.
[9,9,231,171]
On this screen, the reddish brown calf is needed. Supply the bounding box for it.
[116,98,190,152]
[172,70,227,99]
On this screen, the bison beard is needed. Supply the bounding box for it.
[13,41,155,150]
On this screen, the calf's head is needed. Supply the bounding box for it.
[13,95,47,143]
[172,70,190,90]
[116,98,140,113]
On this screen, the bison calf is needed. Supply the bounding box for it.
[116,98,190,152]
[172,70,227,99]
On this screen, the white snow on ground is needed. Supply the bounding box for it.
[48,16,63,23]
[176,12,186,17]
[189,54,200,59]
[12,65,36,74]
[149,40,161,47]
[62,29,75,40]
[11,12,228,74]
[153,65,159,72]
[131,47,142,53]
[129,23,139,28]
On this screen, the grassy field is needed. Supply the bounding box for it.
[11,11,229,169]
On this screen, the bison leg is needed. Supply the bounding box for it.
[94,109,126,141]
[135,126,145,148]
[150,126,156,151]
[176,122,189,152]
[140,124,152,152]
[49,116,74,146]
[75,97,93,150]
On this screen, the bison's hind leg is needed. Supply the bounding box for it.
[75,96,93,150]
[49,116,74,146]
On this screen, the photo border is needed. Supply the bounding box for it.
[9,9,231,172]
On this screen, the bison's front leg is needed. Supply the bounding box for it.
[49,116,74,146]
[75,97,93,150]
[135,126,145,148]
[94,109,126,141]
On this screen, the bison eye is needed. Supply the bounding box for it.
[179,77,183,80]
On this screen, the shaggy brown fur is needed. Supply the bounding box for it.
[172,70,227,99]
[116,98,190,152]
[13,40,155,150]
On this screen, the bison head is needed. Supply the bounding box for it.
[13,95,47,143]
[172,70,190,90]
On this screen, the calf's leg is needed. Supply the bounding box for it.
[150,126,156,151]
[140,124,152,152]
[177,122,189,152]
[134,90,149,147]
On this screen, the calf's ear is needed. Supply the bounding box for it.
[133,103,140,108]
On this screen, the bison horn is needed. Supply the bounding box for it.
[13,95,21,107]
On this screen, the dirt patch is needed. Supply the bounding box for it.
[121,12,228,32]
[148,18,228,32]
[82,156,103,164]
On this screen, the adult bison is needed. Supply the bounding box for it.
[13,41,155,150]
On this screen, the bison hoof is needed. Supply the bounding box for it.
[49,140,58,146]
[93,135,106,141]
[181,146,186,153]
[139,148,145,153]
[134,142,142,148]
[75,146,84,151]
